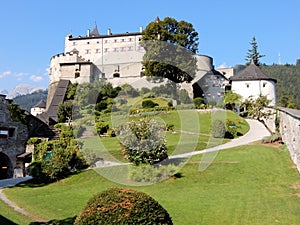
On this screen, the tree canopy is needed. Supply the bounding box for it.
[141,17,199,84]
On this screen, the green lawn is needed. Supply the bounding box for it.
[0,199,34,225]
[79,109,249,163]
[2,144,300,224]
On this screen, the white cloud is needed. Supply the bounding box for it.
[0,70,12,78]
[217,63,228,69]
[30,75,43,82]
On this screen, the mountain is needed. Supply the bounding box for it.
[13,89,48,112]
[0,89,8,95]
[7,84,47,99]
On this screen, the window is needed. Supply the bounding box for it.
[263,82,267,88]
[104,48,109,53]
[85,49,91,54]
[128,46,133,51]
[95,49,101,53]
[128,38,133,42]
[8,128,15,138]
[113,48,118,52]
[113,73,120,78]
[97,41,100,44]
[87,41,90,44]
[121,39,125,42]
[246,83,250,88]
[120,47,125,52]
[104,40,108,44]
[73,42,76,46]
[114,39,117,43]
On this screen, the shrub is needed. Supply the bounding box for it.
[211,119,226,138]
[142,99,159,108]
[95,122,109,135]
[129,164,178,183]
[193,97,204,109]
[74,188,173,225]
[225,119,238,138]
[116,118,168,165]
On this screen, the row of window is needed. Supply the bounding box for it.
[85,46,143,54]
[245,83,267,88]
[73,37,141,46]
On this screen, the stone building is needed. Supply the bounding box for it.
[230,61,277,106]
[44,20,233,123]
[0,95,28,179]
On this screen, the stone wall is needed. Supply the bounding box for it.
[0,95,28,178]
[278,107,300,173]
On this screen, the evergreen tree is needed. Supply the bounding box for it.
[245,36,265,66]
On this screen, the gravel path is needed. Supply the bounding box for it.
[170,119,270,159]
[0,176,46,222]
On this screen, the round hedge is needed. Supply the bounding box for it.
[75,188,173,225]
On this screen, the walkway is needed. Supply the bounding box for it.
[0,176,46,222]
[170,119,271,159]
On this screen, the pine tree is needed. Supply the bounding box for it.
[245,36,265,66]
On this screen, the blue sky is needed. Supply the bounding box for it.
[0,0,299,93]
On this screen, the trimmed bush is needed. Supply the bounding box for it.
[74,188,173,225]
[142,99,159,108]
[211,119,226,138]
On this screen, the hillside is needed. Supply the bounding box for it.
[261,64,300,109]
[12,89,48,111]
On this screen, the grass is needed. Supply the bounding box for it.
[0,198,33,224]
[79,109,249,162]
[2,144,300,224]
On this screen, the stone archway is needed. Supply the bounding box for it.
[0,152,12,179]
[192,82,204,99]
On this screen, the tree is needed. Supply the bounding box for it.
[116,118,168,166]
[245,36,265,66]
[223,90,242,110]
[242,94,272,121]
[141,17,199,93]
[57,101,73,124]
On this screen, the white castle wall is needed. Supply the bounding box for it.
[231,79,276,106]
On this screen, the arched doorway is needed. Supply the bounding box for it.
[192,82,204,99]
[0,153,12,179]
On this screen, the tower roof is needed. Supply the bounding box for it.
[230,62,277,83]
[90,22,100,37]
[34,100,46,108]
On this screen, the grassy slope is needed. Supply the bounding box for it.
[81,110,249,162]
[3,144,300,224]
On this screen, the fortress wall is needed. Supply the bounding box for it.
[278,107,300,173]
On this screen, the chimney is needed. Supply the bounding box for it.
[139,26,143,33]
[87,29,90,37]
[107,28,111,35]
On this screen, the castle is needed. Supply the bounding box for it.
[44,20,233,123]
[42,19,275,124]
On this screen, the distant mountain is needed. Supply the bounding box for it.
[7,84,47,99]
[13,89,48,112]
[0,89,8,95]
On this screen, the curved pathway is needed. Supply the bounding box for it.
[170,119,271,159]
